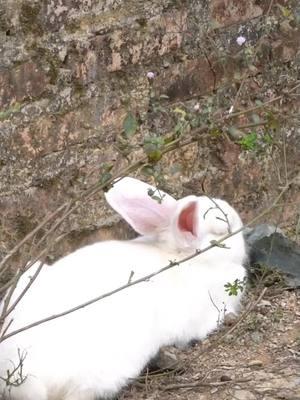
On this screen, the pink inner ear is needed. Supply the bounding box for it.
[178,202,197,236]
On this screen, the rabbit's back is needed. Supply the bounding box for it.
[0,232,246,399]
[0,240,166,400]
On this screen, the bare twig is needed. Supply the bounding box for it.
[3,262,44,321]
[1,81,299,291]
[227,82,300,120]
[204,196,231,234]
[230,0,276,112]
[0,204,68,278]
[0,233,68,332]
[221,287,267,339]
[0,348,27,388]
[162,377,251,391]
[0,174,297,343]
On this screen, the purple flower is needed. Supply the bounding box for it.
[147,71,155,79]
[236,36,246,46]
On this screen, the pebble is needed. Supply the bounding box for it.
[223,334,234,343]
[148,348,178,371]
[258,300,272,307]
[233,389,256,400]
[248,359,263,367]
[224,312,238,326]
[220,374,232,381]
[251,332,263,344]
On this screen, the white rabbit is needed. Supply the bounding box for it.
[0,177,246,400]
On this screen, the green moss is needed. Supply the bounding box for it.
[0,103,22,121]
[26,44,60,85]
[20,2,43,35]
[65,19,80,34]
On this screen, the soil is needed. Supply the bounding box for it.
[120,286,300,400]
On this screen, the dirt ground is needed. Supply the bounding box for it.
[119,286,300,400]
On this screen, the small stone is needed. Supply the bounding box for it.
[233,390,256,400]
[148,348,178,371]
[220,375,232,382]
[251,332,263,344]
[224,312,238,326]
[223,334,234,343]
[248,359,263,367]
[258,300,272,307]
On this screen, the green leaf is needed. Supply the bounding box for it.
[123,112,138,137]
[263,133,273,145]
[143,136,165,163]
[279,5,292,17]
[267,113,279,131]
[99,163,113,187]
[224,278,246,296]
[210,127,222,137]
[141,165,155,176]
[173,107,187,120]
[147,188,165,204]
[238,132,258,151]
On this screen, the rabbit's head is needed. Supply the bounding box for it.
[105,177,244,253]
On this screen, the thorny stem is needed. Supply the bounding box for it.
[0,233,68,330]
[227,82,300,120]
[230,0,276,112]
[0,175,297,343]
[0,81,298,280]
[0,204,68,279]
[0,78,298,339]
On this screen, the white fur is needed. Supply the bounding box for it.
[0,177,247,400]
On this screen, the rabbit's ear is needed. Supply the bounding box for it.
[173,196,199,247]
[105,177,177,235]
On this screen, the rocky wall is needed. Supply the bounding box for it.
[0,0,299,260]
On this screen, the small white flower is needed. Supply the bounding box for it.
[147,71,155,79]
[236,36,246,46]
[194,103,200,111]
[228,105,234,114]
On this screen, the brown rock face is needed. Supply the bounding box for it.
[0,0,299,261]
[0,62,48,108]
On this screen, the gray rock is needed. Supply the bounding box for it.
[250,331,263,344]
[224,312,238,326]
[244,225,300,288]
[244,224,283,246]
[147,348,179,372]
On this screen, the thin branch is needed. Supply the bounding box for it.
[1,81,299,287]
[266,0,275,15]
[0,233,68,331]
[0,204,68,277]
[162,377,251,391]
[230,0,276,112]
[227,82,300,120]
[236,120,268,130]
[208,290,222,326]
[228,95,282,119]
[221,287,267,339]
[204,196,231,234]
[0,175,296,343]
[3,262,44,320]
